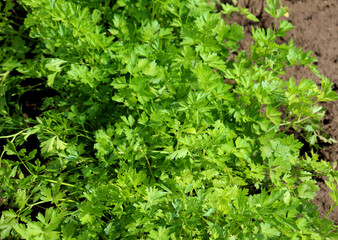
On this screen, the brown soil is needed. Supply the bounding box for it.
[226,0,338,224]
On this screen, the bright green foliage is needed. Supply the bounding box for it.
[1,0,338,239]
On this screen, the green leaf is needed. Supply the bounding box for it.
[47,72,57,87]
[276,6,287,19]
[200,52,226,72]
[221,3,239,15]
[143,61,157,76]
[15,189,27,210]
[183,127,196,134]
[260,223,280,237]
[37,207,66,231]
[265,0,278,19]
[45,58,67,72]
[40,136,67,154]
[276,20,294,37]
[12,223,31,239]
[266,106,282,125]
[91,9,101,23]
[228,23,245,42]
[261,145,273,160]
[167,148,189,160]
[239,6,259,22]
[141,21,161,42]
[149,227,170,240]
[40,137,55,154]
[40,187,53,202]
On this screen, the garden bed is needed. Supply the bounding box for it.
[1,0,337,238]
[227,0,338,224]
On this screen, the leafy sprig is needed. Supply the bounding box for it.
[1,0,337,239]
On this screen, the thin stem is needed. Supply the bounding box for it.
[266,115,311,133]
[0,71,11,83]
[0,129,28,139]
[225,166,235,185]
[139,148,155,180]
[17,152,35,176]
[45,179,79,188]
[325,203,338,219]
[0,129,29,170]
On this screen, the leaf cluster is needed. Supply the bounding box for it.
[1,0,338,239]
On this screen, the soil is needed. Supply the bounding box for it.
[225,0,338,224]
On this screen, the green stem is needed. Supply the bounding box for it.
[17,153,35,176]
[325,203,338,219]
[267,115,312,133]
[45,179,79,188]
[0,129,31,172]
[225,166,235,185]
[0,129,28,139]
[0,71,11,83]
[139,148,155,180]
